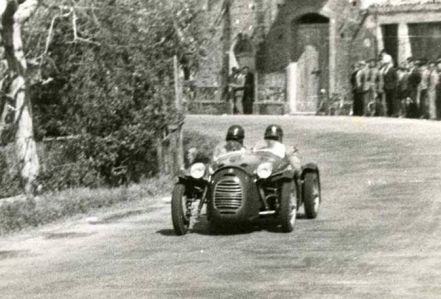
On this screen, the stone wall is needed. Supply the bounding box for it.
[193,0,225,94]
[256,0,359,100]
[257,72,285,102]
[353,1,441,67]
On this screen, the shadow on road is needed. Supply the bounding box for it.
[157,212,307,237]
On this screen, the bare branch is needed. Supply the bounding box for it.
[42,8,72,57]
[69,7,100,46]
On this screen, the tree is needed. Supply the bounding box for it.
[0,0,40,196]
[0,0,208,190]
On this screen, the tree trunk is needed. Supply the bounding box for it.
[0,0,40,196]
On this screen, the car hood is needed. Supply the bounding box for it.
[212,150,289,175]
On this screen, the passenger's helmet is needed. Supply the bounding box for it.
[264,124,283,142]
[226,125,245,144]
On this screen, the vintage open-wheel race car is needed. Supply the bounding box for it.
[171,147,321,235]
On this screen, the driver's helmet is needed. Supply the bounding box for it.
[264,124,283,143]
[226,125,245,144]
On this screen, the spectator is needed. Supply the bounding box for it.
[407,57,422,118]
[418,58,430,119]
[374,57,386,116]
[428,60,439,120]
[356,61,369,115]
[229,67,245,114]
[242,66,254,115]
[382,60,398,117]
[227,67,239,114]
[397,65,410,117]
[351,62,363,116]
[436,58,441,120]
[380,50,394,67]
[366,59,379,116]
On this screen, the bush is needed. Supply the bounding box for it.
[22,0,207,188]
[38,141,103,191]
[183,130,219,167]
[1,129,219,197]
[0,147,21,198]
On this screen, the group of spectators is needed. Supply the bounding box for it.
[227,66,255,115]
[351,50,441,119]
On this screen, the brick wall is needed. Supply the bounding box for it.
[193,0,224,92]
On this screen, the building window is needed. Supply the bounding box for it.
[408,22,441,61]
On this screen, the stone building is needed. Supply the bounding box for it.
[191,0,441,114]
[354,0,441,66]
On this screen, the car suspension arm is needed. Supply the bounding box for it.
[197,186,208,217]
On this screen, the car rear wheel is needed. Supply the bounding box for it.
[171,184,191,235]
[280,180,297,233]
[303,172,321,219]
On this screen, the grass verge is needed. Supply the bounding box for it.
[0,176,172,236]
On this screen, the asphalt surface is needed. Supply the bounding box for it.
[1,115,441,298]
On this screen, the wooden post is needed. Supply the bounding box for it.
[254,71,259,115]
[173,55,184,174]
[174,55,183,112]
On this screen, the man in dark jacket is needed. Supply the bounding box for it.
[351,63,362,116]
[418,58,430,119]
[382,61,398,116]
[436,58,441,119]
[242,66,255,114]
[407,57,422,118]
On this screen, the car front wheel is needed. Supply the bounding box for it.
[280,180,297,233]
[171,184,191,235]
[303,172,321,219]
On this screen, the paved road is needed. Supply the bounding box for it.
[1,115,441,298]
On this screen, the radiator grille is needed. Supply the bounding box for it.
[214,176,242,214]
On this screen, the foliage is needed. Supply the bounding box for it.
[22,0,207,187]
[183,130,218,167]
[1,128,219,197]
[0,147,22,198]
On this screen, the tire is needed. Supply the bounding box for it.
[280,180,297,233]
[171,184,190,235]
[303,172,321,219]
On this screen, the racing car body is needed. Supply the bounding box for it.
[171,148,321,235]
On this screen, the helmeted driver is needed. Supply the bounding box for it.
[213,125,246,161]
[263,124,301,172]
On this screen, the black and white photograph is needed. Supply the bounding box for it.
[1,0,441,298]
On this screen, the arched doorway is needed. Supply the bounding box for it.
[233,33,255,71]
[289,13,329,113]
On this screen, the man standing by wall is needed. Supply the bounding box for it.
[351,62,362,116]
[242,66,254,115]
[356,61,369,116]
[366,59,379,116]
[436,58,441,120]
[418,59,430,119]
[375,57,386,116]
[428,60,439,120]
[407,57,422,118]
[227,67,239,114]
[382,60,398,117]
[229,67,245,114]
[397,65,410,117]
